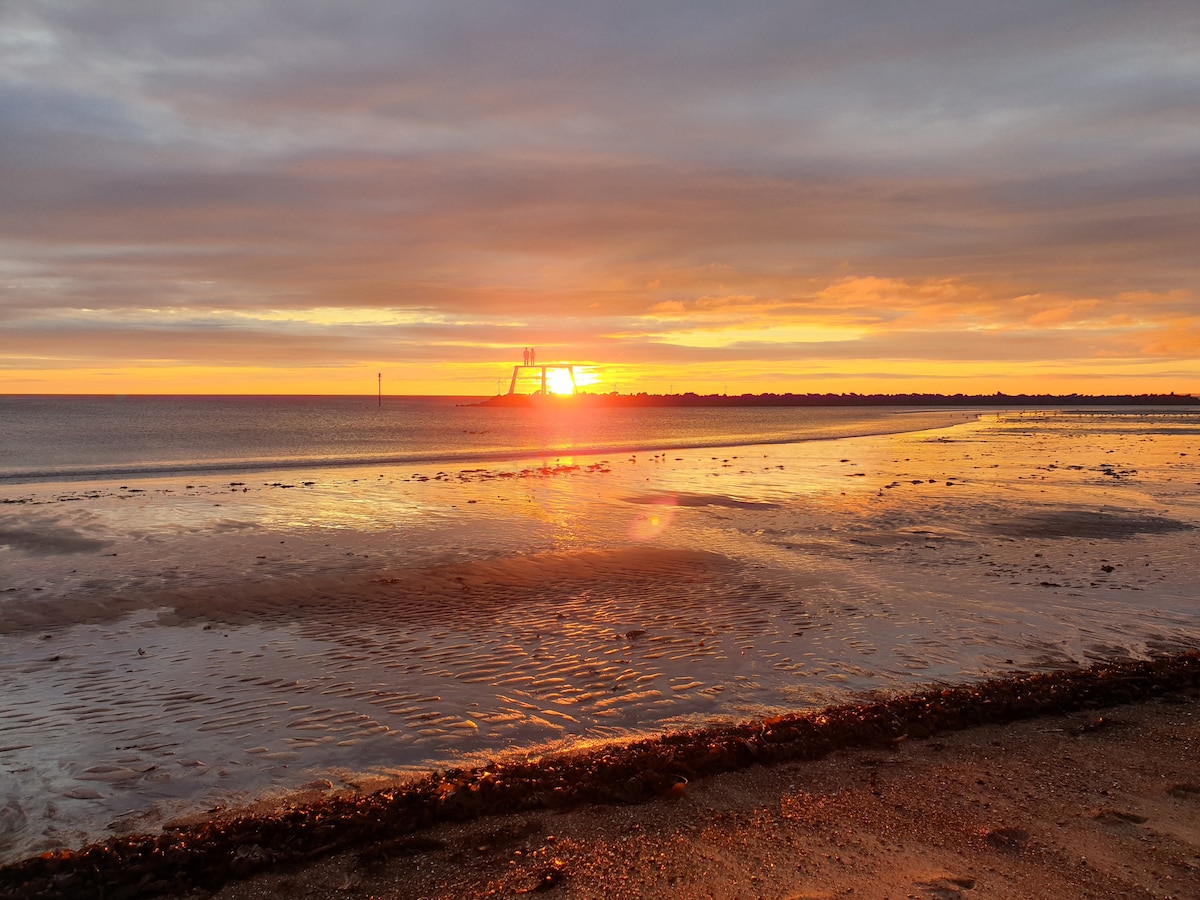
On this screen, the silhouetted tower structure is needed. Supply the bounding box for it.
[507,348,576,395]
[507,363,576,395]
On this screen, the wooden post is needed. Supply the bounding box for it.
[377,372,381,407]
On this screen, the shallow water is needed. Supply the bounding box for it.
[2,407,1199,862]
[0,396,954,482]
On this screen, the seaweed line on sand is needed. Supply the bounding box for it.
[4,650,1200,899]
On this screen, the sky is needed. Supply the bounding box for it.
[2,1,1198,396]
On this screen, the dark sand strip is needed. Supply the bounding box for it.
[3,651,1199,899]
[213,687,1200,900]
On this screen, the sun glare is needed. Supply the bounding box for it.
[546,368,578,395]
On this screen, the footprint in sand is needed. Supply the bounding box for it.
[913,875,976,898]
[981,826,1029,850]
[1167,782,1200,800]
[1091,808,1149,826]
[913,875,976,899]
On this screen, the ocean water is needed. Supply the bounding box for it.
[1,401,1199,862]
[0,395,965,482]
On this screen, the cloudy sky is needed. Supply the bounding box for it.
[2,1,1198,395]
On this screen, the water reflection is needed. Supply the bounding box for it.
[4,411,1200,863]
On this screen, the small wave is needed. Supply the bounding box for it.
[0,411,970,486]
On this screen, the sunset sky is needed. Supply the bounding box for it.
[2,2,1198,396]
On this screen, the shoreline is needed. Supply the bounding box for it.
[4,407,1200,886]
[0,403,969,486]
[4,651,1198,899]
[476,391,1200,408]
[210,682,1200,900]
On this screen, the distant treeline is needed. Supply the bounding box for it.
[480,391,1199,408]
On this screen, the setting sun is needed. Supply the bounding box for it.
[2,4,1196,400]
[546,368,577,395]
[3,6,1200,893]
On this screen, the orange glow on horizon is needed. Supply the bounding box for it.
[2,352,1195,398]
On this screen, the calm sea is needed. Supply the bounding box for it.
[0,395,958,484]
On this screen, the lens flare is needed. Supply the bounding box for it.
[629,496,678,540]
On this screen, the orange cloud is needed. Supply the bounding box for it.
[3,2,1198,397]
[1129,317,1200,358]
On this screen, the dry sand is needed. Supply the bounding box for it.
[190,691,1200,900]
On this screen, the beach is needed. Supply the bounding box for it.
[7,658,1200,898]
[190,687,1200,900]
[2,405,1199,892]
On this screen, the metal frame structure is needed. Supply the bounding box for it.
[507,364,576,395]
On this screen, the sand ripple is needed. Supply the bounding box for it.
[3,410,1200,864]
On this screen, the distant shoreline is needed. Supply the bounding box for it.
[478,391,1200,408]
[1,392,1195,406]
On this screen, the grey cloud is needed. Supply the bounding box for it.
[1,1,1197,377]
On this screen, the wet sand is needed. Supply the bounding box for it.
[2,409,1199,878]
[198,689,1200,900]
[4,655,1198,898]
